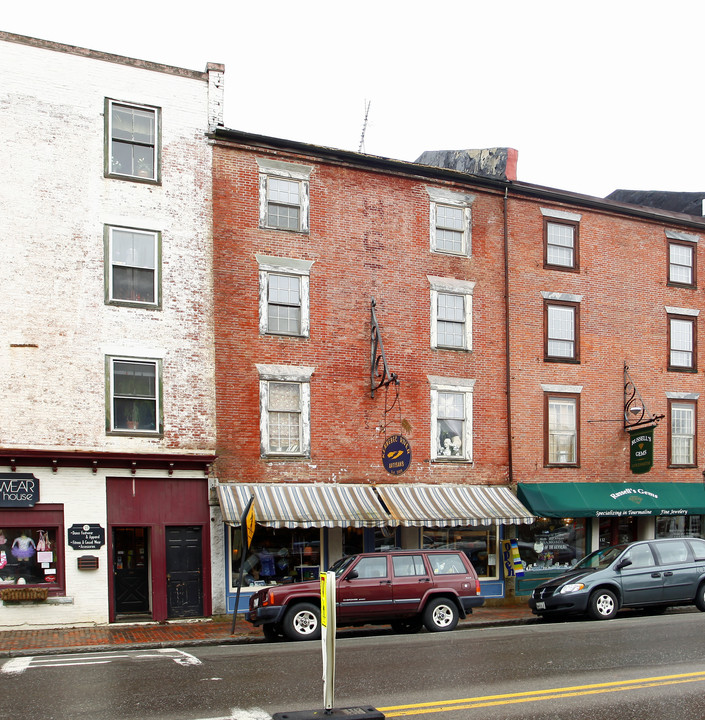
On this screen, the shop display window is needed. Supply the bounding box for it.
[516,518,585,573]
[423,526,498,579]
[230,526,321,588]
[656,515,702,538]
[1,527,61,590]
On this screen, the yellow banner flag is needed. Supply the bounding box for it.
[245,501,256,550]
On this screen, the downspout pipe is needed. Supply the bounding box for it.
[503,186,514,484]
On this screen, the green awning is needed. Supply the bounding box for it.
[517,482,705,519]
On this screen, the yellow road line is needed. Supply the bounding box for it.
[379,671,705,717]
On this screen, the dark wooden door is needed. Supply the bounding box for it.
[166,526,203,618]
[113,527,150,615]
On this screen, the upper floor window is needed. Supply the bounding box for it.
[666,230,698,288]
[668,396,697,467]
[427,187,474,256]
[543,385,581,466]
[256,255,313,337]
[107,356,161,434]
[543,293,581,363]
[429,376,475,462]
[106,226,160,307]
[256,364,314,458]
[106,100,160,181]
[428,276,475,351]
[667,307,698,372]
[257,158,311,233]
[542,207,581,271]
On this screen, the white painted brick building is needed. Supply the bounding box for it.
[0,32,223,628]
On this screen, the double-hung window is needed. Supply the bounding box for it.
[257,364,314,458]
[106,99,160,181]
[429,276,475,350]
[543,385,581,466]
[542,207,581,271]
[429,376,474,462]
[543,293,581,362]
[666,230,698,288]
[108,356,161,434]
[427,187,474,256]
[256,255,313,337]
[106,226,160,307]
[667,307,698,372]
[258,158,311,233]
[668,396,697,467]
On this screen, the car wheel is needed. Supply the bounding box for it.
[391,618,423,634]
[283,603,321,641]
[695,583,705,612]
[587,589,618,620]
[261,623,281,641]
[423,598,459,632]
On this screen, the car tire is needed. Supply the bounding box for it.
[695,583,705,612]
[391,618,423,634]
[261,623,281,641]
[423,598,459,632]
[587,589,618,620]
[283,603,321,641]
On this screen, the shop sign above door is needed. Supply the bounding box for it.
[0,473,39,507]
[68,524,105,549]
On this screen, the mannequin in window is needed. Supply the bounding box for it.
[11,531,36,562]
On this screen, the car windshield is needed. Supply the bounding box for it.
[573,544,629,571]
[330,555,356,578]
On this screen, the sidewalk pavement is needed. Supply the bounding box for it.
[0,605,537,658]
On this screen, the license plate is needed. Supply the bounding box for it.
[535,601,546,610]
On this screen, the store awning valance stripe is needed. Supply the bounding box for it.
[517,482,705,518]
[216,483,392,529]
[374,484,535,527]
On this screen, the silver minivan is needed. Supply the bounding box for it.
[528,537,705,620]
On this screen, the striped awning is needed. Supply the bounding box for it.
[216,483,393,529]
[374,484,535,527]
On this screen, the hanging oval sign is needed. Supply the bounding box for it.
[382,435,412,475]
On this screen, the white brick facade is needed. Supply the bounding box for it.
[0,33,222,627]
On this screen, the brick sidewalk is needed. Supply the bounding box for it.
[0,606,536,657]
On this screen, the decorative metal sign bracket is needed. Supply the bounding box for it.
[624,364,664,429]
[370,299,399,398]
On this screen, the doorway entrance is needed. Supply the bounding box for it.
[113,527,150,618]
[166,526,203,618]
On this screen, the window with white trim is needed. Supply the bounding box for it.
[543,293,581,362]
[108,356,161,434]
[669,399,697,467]
[106,99,159,181]
[429,276,475,350]
[257,364,314,457]
[106,226,160,307]
[667,307,698,372]
[542,207,581,271]
[666,230,698,288]
[427,187,473,256]
[429,376,474,462]
[544,393,580,465]
[258,158,311,233]
[256,255,312,337]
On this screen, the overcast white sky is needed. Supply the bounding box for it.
[4,1,704,198]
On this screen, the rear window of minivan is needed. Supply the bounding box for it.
[655,540,690,564]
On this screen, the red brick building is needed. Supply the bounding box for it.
[211,128,705,608]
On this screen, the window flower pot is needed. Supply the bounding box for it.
[1,587,49,602]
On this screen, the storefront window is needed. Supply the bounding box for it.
[516,518,585,573]
[1,527,59,588]
[598,516,637,547]
[230,526,321,588]
[656,515,702,538]
[343,527,364,556]
[423,526,498,578]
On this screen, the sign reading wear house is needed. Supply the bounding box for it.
[629,427,654,474]
[382,435,411,475]
[68,524,105,549]
[0,473,39,507]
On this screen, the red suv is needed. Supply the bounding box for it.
[247,549,483,641]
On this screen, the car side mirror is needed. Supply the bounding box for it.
[616,558,632,570]
[345,569,358,581]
